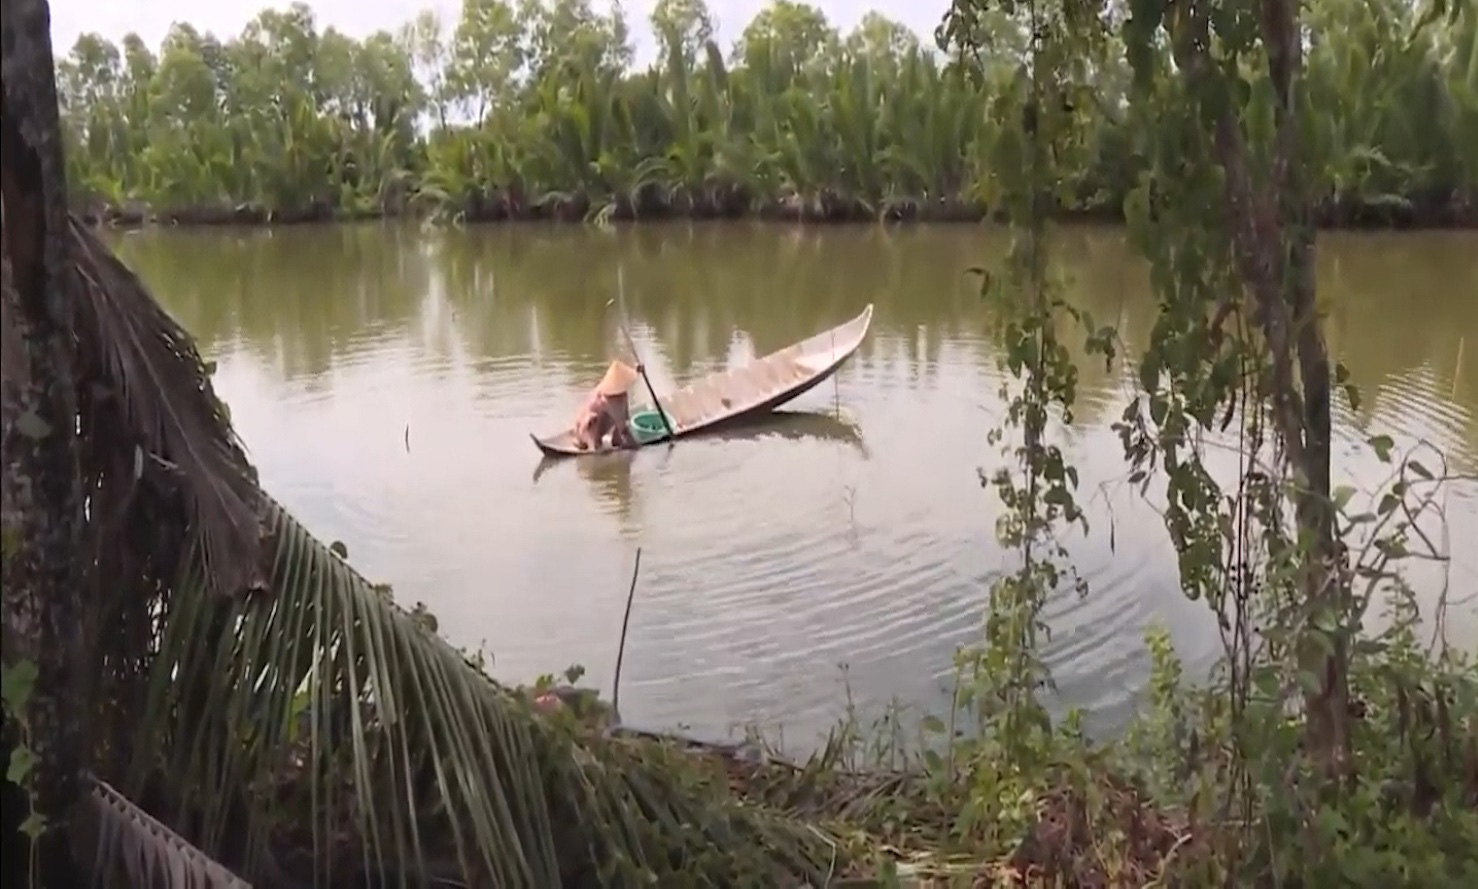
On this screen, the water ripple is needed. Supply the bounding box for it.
[147,224,1478,750]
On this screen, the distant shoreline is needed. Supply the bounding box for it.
[79,194,1478,233]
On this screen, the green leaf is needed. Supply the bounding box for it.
[1407,460,1432,481]
[1,660,39,711]
[1139,360,1160,396]
[1367,434,1394,463]
[1298,670,1325,695]
[6,744,36,785]
[1333,485,1356,511]
[920,714,946,735]
[18,812,46,839]
[1149,395,1167,426]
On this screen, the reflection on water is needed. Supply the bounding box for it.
[110,223,1478,745]
[531,411,868,487]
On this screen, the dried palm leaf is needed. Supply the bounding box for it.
[66,213,265,597]
[126,496,834,887]
[45,209,829,888]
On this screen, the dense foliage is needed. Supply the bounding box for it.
[7,0,1476,885]
[921,0,1478,885]
[57,0,1478,225]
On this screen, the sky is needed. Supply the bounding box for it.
[47,0,954,67]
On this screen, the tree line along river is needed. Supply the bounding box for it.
[60,0,1477,228]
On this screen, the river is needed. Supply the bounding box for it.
[110,222,1478,747]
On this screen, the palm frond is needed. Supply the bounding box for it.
[51,207,831,888]
[83,774,250,889]
[66,213,265,598]
[126,496,834,887]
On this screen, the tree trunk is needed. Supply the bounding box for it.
[1262,0,1348,775]
[1289,212,1348,774]
[1168,0,1349,771]
[1,0,88,882]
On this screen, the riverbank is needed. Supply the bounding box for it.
[519,674,1194,887]
[519,655,1476,888]
[77,188,1478,231]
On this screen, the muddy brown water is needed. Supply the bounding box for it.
[110,222,1478,746]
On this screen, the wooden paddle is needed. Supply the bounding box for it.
[606,296,676,442]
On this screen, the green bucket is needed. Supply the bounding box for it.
[629,409,670,444]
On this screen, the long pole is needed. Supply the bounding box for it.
[609,270,676,441]
[610,546,642,724]
[1454,336,1464,399]
[616,323,675,440]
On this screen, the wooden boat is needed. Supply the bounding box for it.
[531,410,868,483]
[530,304,874,457]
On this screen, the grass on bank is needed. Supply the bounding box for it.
[286,518,1478,888]
[517,615,1477,887]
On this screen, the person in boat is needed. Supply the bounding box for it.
[573,359,642,450]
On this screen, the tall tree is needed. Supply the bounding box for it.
[1128,0,1346,769]
[652,0,717,69]
[447,0,526,127]
[1,0,87,884]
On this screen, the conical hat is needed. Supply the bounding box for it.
[593,360,639,397]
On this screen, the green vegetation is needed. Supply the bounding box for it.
[58,0,1478,227]
[6,0,1478,887]
[919,0,1478,884]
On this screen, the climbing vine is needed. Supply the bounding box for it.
[1113,9,1477,878]
[939,0,1478,882]
[2,523,47,887]
[932,0,1119,848]
[3,659,47,859]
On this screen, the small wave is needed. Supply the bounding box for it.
[1373,366,1471,447]
[160,231,1477,749]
